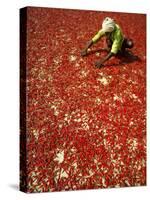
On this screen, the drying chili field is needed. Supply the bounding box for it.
[21,7,146,192]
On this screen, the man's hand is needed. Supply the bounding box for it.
[95,52,114,68]
[81,40,93,57]
[95,60,103,68]
[81,49,88,57]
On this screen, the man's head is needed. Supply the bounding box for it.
[102,17,115,33]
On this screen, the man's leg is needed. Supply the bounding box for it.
[105,38,112,52]
[121,38,134,52]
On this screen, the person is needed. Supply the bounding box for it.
[81,17,134,68]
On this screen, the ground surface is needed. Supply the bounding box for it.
[25,7,146,192]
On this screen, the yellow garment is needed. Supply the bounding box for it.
[92,24,124,54]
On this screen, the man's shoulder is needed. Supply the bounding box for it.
[115,24,123,36]
[115,24,121,31]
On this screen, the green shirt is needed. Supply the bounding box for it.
[92,24,124,54]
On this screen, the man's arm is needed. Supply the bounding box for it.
[95,37,121,68]
[81,29,104,56]
[95,52,115,68]
[81,40,93,56]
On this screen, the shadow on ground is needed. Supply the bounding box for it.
[86,48,141,67]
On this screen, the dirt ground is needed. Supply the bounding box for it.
[24,7,146,192]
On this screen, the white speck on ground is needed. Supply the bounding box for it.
[129,121,134,126]
[54,150,64,164]
[131,93,138,99]
[75,63,80,67]
[74,118,81,122]
[72,162,78,169]
[80,69,89,78]
[82,122,90,130]
[127,138,138,151]
[54,168,68,184]
[33,130,39,141]
[125,180,130,186]
[69,55,77,62]
[64,113,71,123]
[103,129,107,136]
[95,52,100,57]
[53,57,60,65]
[102,177,107,187]
[60,169,68,178]
[95,97,101,105]
[129,92,142,103]
[113,94,123,102]
[51,105,59,116]
[97,76,109,86]
[84,170,94,178]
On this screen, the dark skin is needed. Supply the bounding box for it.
[81,38,115,68]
